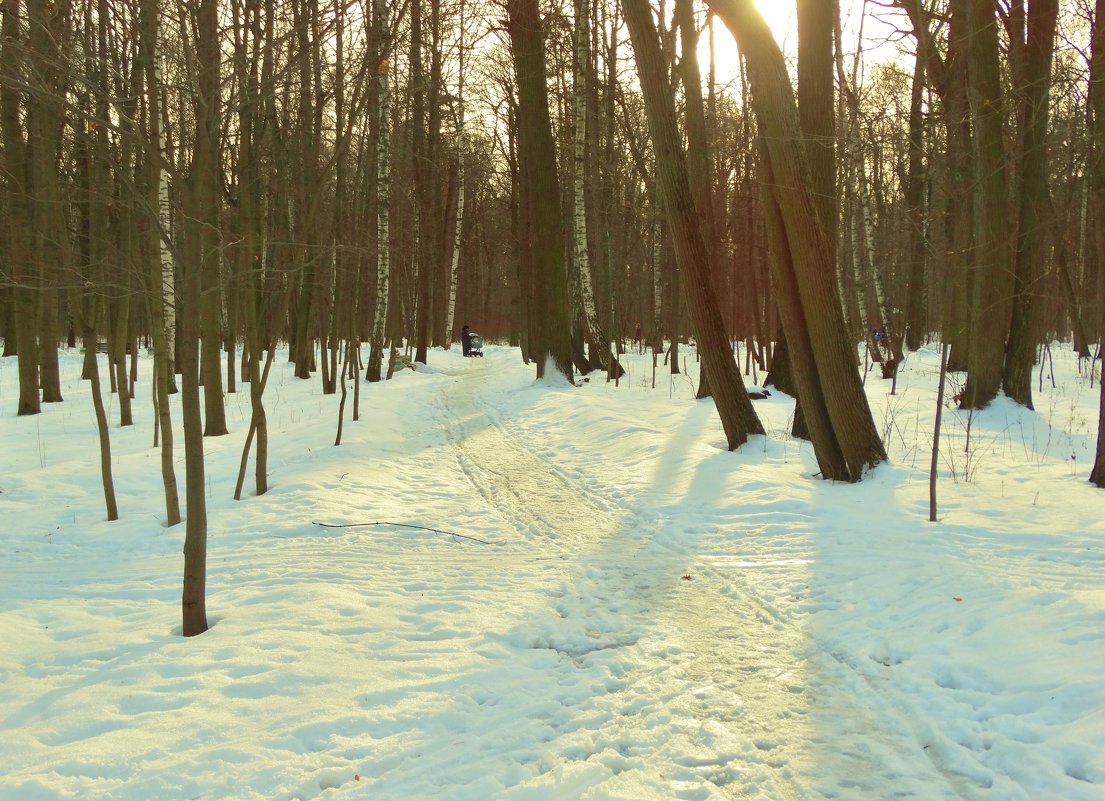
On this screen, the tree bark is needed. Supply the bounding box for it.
[1003,0,1058,408]
[707,0,886,478]
[411,0,431,365]
[903,49,928,351]
[960,0,1014,408]
[623,0,764,449]
[1090,0,1105,487]
[26,0,67,406]
[2,0,41,416]
[507,0,574,381]
[181,0,220,638]
[367,0,391,383]
[675,0,721,400]
[574,0,623,379]
[83,319,119,522]
[194,0,227,434]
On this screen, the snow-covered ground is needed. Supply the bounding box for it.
[1,340,1103,801]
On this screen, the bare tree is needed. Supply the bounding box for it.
[181,0,222,637]
[367,0,392,384]
[506,0,574,380]
[2,0,41,416]
[573,0,623,379]
[622,0,764,450]
[1090,0,1105,488]
[708,0,887,479]
[959,0,1013,408]
[1003,0,1059,408]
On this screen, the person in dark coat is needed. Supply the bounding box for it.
[461,324,471,357]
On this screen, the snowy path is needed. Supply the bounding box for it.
[423,361,966,800]
[3,345,1102,801]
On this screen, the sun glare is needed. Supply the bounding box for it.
[702,1,798,86]
[750,0,797,48]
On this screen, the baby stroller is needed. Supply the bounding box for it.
[466,332,484,357]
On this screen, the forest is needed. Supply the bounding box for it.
[3,0,1105,635]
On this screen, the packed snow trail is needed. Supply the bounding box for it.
[425,359,968,800]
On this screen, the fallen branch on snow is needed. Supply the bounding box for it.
[312,520,499,545]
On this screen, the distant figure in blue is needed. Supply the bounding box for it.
[461,324,472,357]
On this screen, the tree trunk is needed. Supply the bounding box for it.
[507,0,574,381]
[903,49,928,351]
[2,0,41,416]
[1090,0,1105,487]
[194,0,227,435]
[676,0,722,400]
[181,0,220,638]
[180,282,209,637]
[411,0,431,365]
[961,0,1014,408]
[708,0,886,478]
[1003,0,1058,408]
[26,0,67,406]
[623,0,764,449]
[83,322,119,522]
[367,0,391,383]
[574,0,623,379]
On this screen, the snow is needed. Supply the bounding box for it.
[1,341,1103,801]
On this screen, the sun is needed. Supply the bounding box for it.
[700,1,797,86]
[749,0,798,48]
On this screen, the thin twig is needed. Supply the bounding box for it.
[313,521,498,545]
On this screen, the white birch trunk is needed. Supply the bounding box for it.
[837,10,890,350]
[573,0,619,375]
[850,131,891,350]
[443,1,466,345]
[369,0,390,376]
[155,79,176,381]
[859,158,891,334]
[444,146,464,341]
[651,219,663,347]
[846,151,875,346]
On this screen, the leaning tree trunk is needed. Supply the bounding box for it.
[675,0,722,399]
[707,0,886,479]
[623,0,764,450]
[82,315,119,522]
[758,147,846,477]
[74,285,119,522]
